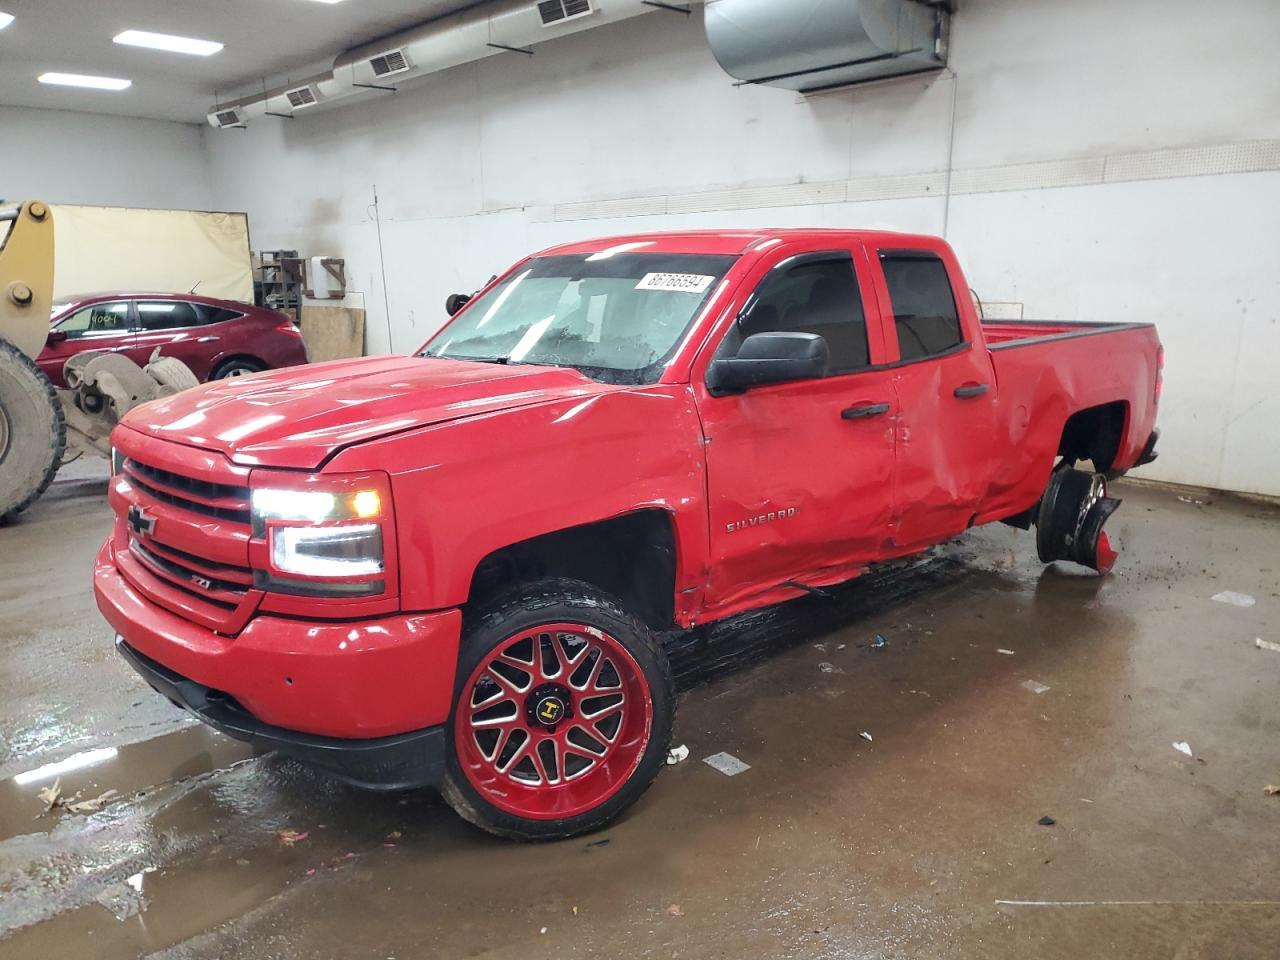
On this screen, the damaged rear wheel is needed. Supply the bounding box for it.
[1035,465,1121,573]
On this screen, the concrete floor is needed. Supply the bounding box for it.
[0,481,1277,958]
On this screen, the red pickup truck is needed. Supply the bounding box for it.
[95,229,1161,840]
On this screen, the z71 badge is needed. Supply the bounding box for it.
[725,507,797,533]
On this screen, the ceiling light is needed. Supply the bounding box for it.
[0,12,14,30]
[303,0,346,4]
[114,30,224,57]
[38,72,132,91]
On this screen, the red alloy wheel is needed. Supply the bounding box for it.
[453,622,654,820]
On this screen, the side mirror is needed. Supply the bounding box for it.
[445,293,471,316]
[46,329,68,345]
[707,332,829,394]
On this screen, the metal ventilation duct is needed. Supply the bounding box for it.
[207,0,647,128]
[704,0,949,93]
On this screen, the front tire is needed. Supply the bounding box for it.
[210,358,264,380]
[442,578,674,841]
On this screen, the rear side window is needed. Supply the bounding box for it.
[879,252,963,362]
[739,254,869,374]
[197,305,243,324]
[137,300,201,331]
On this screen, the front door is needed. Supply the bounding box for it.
[696,245,898,615]
[40,299,134,387]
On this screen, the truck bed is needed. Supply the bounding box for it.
[981,319,1153,348]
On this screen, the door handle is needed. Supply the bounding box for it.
[841,402,891,420]
[953,383,990,399]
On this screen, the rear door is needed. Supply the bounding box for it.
[869,247,997,550]
[40,299,134,386]
[130,299,217,380]
[696,243,898,614]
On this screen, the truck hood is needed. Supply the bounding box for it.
[120,355,607,469]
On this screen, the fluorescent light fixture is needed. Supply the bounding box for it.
[38,72,132,91]
[13,747,119,785]
[114,29,224,57]
[0,12,15,31]
[304,1,346,4]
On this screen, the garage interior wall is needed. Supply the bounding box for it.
[0,105,214,210]
[11,0,1274,498]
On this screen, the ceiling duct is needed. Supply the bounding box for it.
[208,0,641,128]
[704,0,949,93]
[284,84,321,109]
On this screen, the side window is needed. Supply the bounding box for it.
[137,300,201,331]
[197,305,243,325]
[738,255,869,374]
[879,252,964,362]
[55,301,130,339]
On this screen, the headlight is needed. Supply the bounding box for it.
[271,523,384,577]
[250,472,394,598]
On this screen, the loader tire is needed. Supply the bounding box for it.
[0,340,66,523]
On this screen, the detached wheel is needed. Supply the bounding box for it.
[0,340,65,523]
[442,579,674,841]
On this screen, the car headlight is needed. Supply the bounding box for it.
[250,473,393,598]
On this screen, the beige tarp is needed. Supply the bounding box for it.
[50,205,253,304]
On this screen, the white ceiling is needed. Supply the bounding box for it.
[0,0,489,123]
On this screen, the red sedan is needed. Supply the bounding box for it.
[38,292,309,387]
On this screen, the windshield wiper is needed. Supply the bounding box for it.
[420,351,510,364]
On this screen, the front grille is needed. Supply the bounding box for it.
[130,538,249,611]
[116,450,259,632]
[124,458,251,524]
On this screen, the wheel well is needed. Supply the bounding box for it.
[211,354,264,376]
[1058,401,1127,474]
[467,511,678,630]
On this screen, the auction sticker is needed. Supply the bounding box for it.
[635,272,715,293]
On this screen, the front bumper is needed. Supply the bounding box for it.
[117,637,446,790]
[95,539,463,787]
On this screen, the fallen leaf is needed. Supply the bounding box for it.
[572,905,579,916]
[277,829,310,846]
[1266,785,1280,796]
[667,903,684,917]
[65,789,120,814]
[37,778,62,812]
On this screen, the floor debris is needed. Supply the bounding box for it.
[997,648,1016,655]
[35,778,119,815]
[1173,741,1193,758]
[703,751,751,776]
[1211,590,1256,607]
[1265,785,1279,796]
[817,661,844,674]
[1021,680,1052,695]
[277,829,310,846]
[666,744,690,765]
[1255,638,1280,654]
[870,634,887,649]
[1038,816,1056,826]
[859,731,873,742]
[667,903,684,917]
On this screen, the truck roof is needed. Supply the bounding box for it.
[538,228,942,257]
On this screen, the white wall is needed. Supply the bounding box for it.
[0,105,213,210]
[204,0,1280,495]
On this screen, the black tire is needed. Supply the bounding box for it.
[441,578,675,841]
[0,340,66,523]
[210,357,264,380]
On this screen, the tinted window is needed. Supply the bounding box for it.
[879,253,963,361]
[738,255,869,374]
[137,300,201,331]
[56,301,129,339]
[195,305,243,324]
